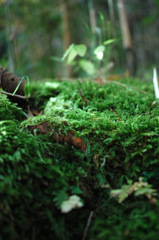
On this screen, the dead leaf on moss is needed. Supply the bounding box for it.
[110,177,157,204]
[29,121,87,152]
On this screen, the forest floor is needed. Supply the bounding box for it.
[0,77,159,240]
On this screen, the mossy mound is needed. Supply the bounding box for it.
[0,78,159,239]
[0,94,27,121]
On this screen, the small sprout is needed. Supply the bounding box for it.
[94,45,105,60]
[12,76,25,96]
[62,44,87,64]
[62,43,75,61]
[103,39,116,45]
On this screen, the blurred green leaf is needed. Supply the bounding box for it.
[62,43,75,61]
[74,44,87,57]
[79,59,95,75]
[103,39,116,45]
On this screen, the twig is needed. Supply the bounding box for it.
[82,211,94,240]
[78,88,89,105]
[110,80,150,94]
[0,90,26,99]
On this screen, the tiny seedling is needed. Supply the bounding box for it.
[12,75,31,98]
[24,75,31,99]
[12,75,25,96]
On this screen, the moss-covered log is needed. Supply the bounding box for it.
[0,78,159,240]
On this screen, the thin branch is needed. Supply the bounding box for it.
[78,88,89,105]
[111,80,150,94]
[0,90,26,99]
[82,211,94,240]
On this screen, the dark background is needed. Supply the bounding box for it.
[0,0,159,80]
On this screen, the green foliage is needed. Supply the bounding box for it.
[0,117,89,239]
[62,44,87,64]
[12,76,25,96]
[58,11,116,78]
[26,80,60,109]
[23,75,31,98]
[61,39,115,76]
[90,201,159,240]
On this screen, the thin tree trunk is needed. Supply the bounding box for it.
[88,0,96,35]
[61,0,72,77]
[5,0,15,72]
[108,0,116,38]
[88,0,97,50]
[117,0,136,76]
[108,0,115,26]
[61,0,71,50]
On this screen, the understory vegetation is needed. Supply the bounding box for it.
[0,78,159,239]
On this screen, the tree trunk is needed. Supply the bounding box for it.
[88,0,97,50]
[61,0,72,77]
[117,0,136,76]
[5,1,15,72]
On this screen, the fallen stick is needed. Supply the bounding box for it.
[0,90,26,99]
[82,211,94,240]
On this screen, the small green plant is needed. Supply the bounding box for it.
[24,75,31,98]
[12,76,25,96]
[52,13,116,77]
[11,74,31,99]
[22,75,31,99]
[60,39,115,77]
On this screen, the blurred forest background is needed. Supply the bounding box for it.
[0,0,159,80]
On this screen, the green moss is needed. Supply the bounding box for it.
[0,78,159,239]
[0,94,27,121]
[27,80,61,109]
[90,200,159,240]
[29,79,159,183]
[0,119,90,239]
